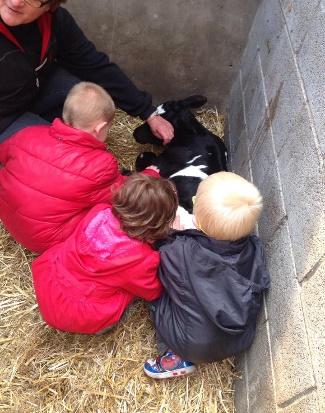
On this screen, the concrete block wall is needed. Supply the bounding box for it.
[226,0,325,412]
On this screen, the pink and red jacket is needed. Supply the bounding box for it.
[32,204,163,334]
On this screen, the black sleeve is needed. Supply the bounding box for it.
[0,44,38,133]
[53,7,155,120]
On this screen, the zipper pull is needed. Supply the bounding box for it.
[36,77,40,88]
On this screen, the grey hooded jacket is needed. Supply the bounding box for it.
[153,230,270,363]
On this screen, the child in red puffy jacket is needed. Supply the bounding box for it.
[32,174,178,334]
[0,82,158,253]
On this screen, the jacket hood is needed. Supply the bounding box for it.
[162,230,269,335]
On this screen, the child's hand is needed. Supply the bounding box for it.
[145,165,160,173]
[173,206,196,230]
[172,215,186,231]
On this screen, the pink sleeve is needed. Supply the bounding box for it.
[0,138,11,165]
[141,168,161,178]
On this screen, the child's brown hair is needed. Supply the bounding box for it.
[112,174,178,243]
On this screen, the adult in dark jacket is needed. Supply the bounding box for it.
[0,0,173,143]
[144,172,270,379]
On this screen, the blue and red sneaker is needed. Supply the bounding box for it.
[144,351,196,379]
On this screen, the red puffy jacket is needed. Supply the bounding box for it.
[0,119,157,253]
[32,204,163,334]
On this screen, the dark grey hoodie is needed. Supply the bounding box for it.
[153,230,270,363]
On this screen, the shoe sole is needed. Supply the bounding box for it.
[144,365,196,379]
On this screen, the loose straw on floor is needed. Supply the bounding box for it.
[0,109,238,413]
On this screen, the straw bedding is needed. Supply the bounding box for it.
[0,109,238,413]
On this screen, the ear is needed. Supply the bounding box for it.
[94,121,108,135]
[133,124,163,145]
[178,95,208,110]
[135,152,157,171]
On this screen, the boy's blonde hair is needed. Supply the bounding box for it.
[194,172,263,241]
[62,82,115,131]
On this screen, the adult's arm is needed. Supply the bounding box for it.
[0,41,35,133]
[53,7,155,120]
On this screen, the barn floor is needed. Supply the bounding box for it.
[0,109,237,413]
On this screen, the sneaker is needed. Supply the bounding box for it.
[144,351,196,379]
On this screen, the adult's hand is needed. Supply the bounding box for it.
[146,115,174,145]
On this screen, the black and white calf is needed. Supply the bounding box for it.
[134,95,228,213]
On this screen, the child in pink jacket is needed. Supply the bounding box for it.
[32,174,178,334]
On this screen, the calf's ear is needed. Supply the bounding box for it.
[135,152,157,171]
[133,123,163,145]
[178,95,208,110]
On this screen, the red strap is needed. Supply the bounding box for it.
[0,12,52,63]
[37,12,52,62]
[0,22,24,52]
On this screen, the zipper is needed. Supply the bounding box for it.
[34,57,47,89]
[35,57,48,72]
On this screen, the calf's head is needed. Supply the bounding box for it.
[134,95,228,213]
[133,95,208,145]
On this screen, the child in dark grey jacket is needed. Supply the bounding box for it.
[144,172,270,379]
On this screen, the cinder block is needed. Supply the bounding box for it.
[260,27,311,156]
[265,223,315,405]
[297,5,325,157]
[253,0,286,66]
[234,355,249,413]
[268,76,309,157]
[240,28,260,99]
[276,111,325,280]
[250,128,286,243]
[301,259,325,412]
[236,159,252,182]
[227,74,246,152]
[242,52,264,122]
[249,119,271,162]
[280,391,320,413]
[244,74,268,150]
[246,319,277,413]
[231,128,249,172]
[280,0,320,53]
[249,112,271,161]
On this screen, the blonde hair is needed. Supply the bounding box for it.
[62,82,115,131]
[194,172,263,241]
